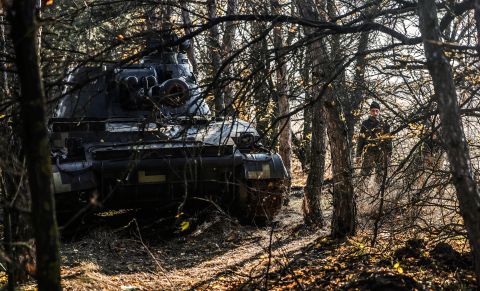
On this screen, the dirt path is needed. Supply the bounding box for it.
[29,196,324,290]
[18,189,477,290]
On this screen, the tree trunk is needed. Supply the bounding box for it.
[35,0,41,50]
[1,157,17,291]
[1,150,34,288]
[325,2,379,238]
[207,0,224,115]
[303,97,326,227]
[326,107,355,237]
[180,0,199,74]
[271,0,292,188]
[325,101,355,237]
[7,0,62,290]
[475,0,480,56]
[347,30,370,142]
[0,14,9,96]
[346,2,380,143]
[145,4,171,30]
[251,21,275,145]
[325,0,356,238]
[296,0,327,227]
[0,14,32,290]
[419,0,480,284]
[301,51,312,171]
[222,0,237,111]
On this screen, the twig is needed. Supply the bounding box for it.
[132,219,175,289]
[264,222,275,290]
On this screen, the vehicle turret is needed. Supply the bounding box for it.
[49,31,288,227]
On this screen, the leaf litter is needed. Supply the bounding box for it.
[14,195,476,290]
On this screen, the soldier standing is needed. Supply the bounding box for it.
[355,101,393,187]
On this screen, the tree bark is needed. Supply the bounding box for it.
[346,2,380,144]
[7,0,62,290]
[419,0,480,284]
[475,0,480,56]
[146,3,171,30]
[0,148,34,288]
[251,21,275,145]
[272,0,292,188]
[222,0,237,111]
[0,14,9,96]
[180,0,199,74]
[300,50,312,171]
[325,104,355,237]
[0,14,31,290]
[303,94,326,227]
[207,0,224,115]
[347,30,370,142]
[296,0,327,227]
[1,156,17,291]
[325,0,356,238]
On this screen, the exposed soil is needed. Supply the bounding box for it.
[9,159,476,290]
[15,194,321,290]
[13,190,475,290]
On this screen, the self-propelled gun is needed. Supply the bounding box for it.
[49,38,288,226]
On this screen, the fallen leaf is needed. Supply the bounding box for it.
[180,221,190,231]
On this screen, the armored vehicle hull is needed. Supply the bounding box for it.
[50,50,288,226]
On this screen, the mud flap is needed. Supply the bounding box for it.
[51,164,97,194]
[236,153,288,224]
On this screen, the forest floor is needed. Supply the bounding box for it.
[14,189,476,290]
[10,163,476,290]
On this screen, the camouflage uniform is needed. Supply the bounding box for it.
[356,116,393,185]
[406,128,444,192]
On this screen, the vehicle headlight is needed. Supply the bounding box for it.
[235,132,256,148]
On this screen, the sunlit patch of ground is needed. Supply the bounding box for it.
[12,163,477,290]
[291,156,307,187]
[243,231,475,290]
[15,193,323,290]
[14,191,474,290]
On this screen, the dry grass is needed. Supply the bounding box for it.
[12,162,476,290]
[17,194,323,290]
